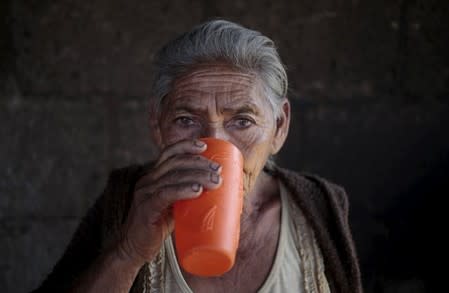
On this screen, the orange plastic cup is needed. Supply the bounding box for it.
[173,137,244,276]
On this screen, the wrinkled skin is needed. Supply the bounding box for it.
[119,63,290,291]
[156,64,288,198]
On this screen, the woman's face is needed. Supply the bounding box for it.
[154,63,289,195]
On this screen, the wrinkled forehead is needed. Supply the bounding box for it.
[173,63,257,90]
[161,63,268,109]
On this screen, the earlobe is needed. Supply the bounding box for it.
[271,99,291,155]
[148,102,163,148]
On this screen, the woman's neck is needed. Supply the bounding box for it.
[242,171,279,218]
[238,171,280,250]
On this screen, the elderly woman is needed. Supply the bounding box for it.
[33,20,362,293]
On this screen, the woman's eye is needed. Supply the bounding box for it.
[175,116,196,126]
[232,117,254,129]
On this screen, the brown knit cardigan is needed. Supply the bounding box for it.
[32,163,363,293]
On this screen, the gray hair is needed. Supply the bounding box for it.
[150,19,288,118]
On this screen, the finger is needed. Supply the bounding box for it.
[134,155,221,191]
[143,182,204,212]
[156,139,207,167]
[135,169,222,202]
[151,154,221,182]
[155,169,222,192]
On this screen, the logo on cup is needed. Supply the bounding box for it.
[201,205,217,232]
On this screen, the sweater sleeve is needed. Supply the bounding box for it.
[309,176,363,293]
[31,164,145,292]
[272,165,363,293]
[31,189,106,292]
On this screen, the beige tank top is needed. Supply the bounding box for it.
[156,181,330,293]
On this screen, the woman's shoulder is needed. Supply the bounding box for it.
[106,161,152,182]
[101,161,156,204]
[102,161,156,192]
[98,162,155,245]
[268,165,349,214]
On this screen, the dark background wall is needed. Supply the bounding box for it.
[1,1,447,292]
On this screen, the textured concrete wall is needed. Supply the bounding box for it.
[1,0,448,292]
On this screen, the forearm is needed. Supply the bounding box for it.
[70,245,144,293]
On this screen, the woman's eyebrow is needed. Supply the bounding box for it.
[173,105,207,113]
[171,102,261,115]
[222,103,261,115]
[169,95,210,113]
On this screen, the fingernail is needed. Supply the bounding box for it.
[210,173,220,184]
[209,162,221,171]
[194,140,206,148]
[192,183,201,192]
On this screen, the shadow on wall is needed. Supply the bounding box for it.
[279,98,449,293]
[1,0,448,292]
[375,148,448,293]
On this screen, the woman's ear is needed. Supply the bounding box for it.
[148,100,163,147]
[271,99,291,155]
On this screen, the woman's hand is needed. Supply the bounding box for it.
[117,139,222,266]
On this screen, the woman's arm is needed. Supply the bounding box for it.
[32,193,107,292]
[68,241,144,293]
[32,174,148,293]
[33,139,223,292]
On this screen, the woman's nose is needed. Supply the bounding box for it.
[202,124,229,141]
